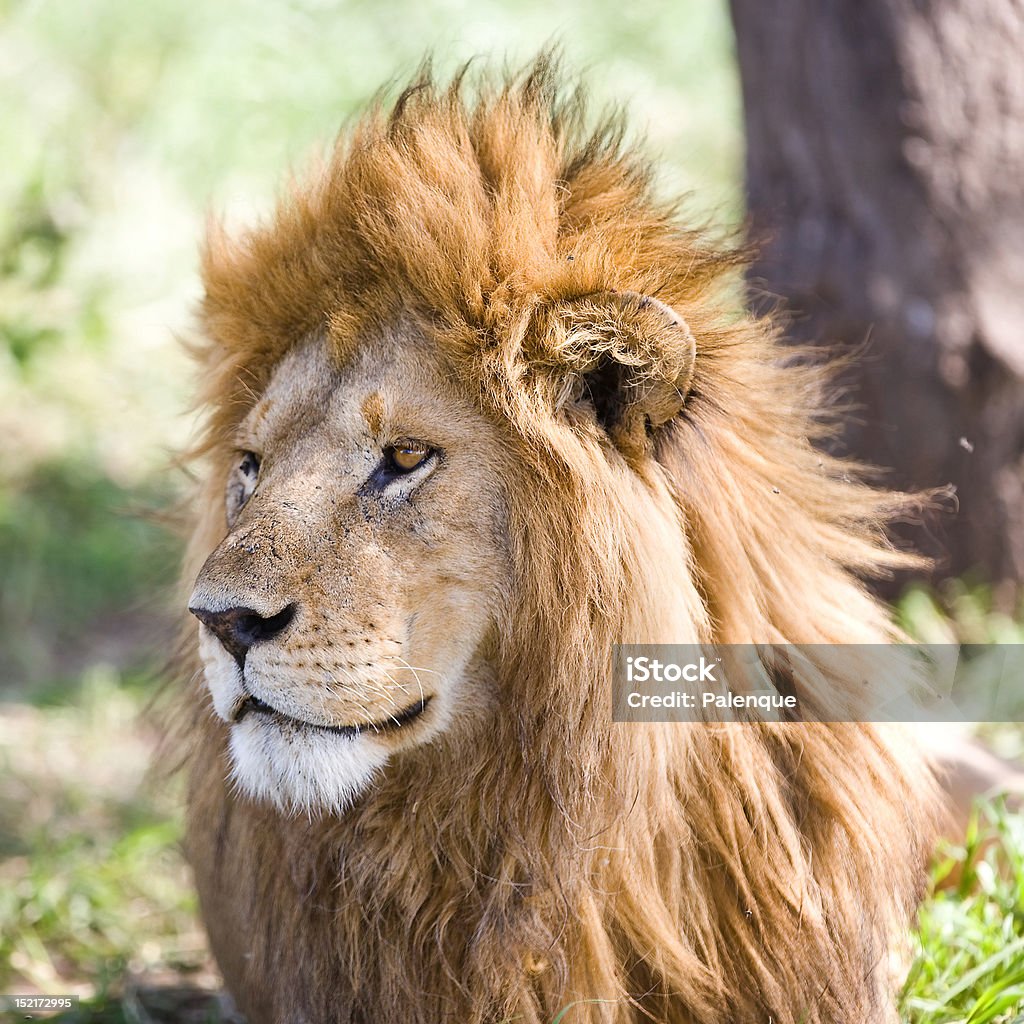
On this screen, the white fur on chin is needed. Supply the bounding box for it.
[228,716,389,817]
[198,626,390,816]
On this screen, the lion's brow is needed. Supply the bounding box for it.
[361,392,385,435]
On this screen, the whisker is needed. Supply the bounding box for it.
[386,655,444,706]
[382,656,443,679]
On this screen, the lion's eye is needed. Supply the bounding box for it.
[362,441,439,495]
[386,443,431,473]
[239,452,260,480]
[226,450,261,525]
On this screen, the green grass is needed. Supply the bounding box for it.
[902,802,1024,1023]
[0,672,216,1017]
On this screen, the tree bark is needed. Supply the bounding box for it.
[729,0,1024,594]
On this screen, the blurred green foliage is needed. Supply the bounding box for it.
[0,463,177,687]
[0,0,741,689]
[899,580,1024,646]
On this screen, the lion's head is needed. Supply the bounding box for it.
[188,276,710,814]
[188,334,510,813]
[180,58,938,1024]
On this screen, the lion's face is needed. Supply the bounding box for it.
[189,331,510,814]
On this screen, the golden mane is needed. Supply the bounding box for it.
[181,57,939,1023]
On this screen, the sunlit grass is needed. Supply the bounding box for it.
[0,671,216,1016]
[902,802,1024,1024]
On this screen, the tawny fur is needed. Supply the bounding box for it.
[178,59,939,1023]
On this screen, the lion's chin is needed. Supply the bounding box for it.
[228,715,390,816]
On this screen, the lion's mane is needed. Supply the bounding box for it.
[180,59,938,1024]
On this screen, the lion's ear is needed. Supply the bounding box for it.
[541,290,696,451]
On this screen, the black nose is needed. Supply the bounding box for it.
[189,603,296,665]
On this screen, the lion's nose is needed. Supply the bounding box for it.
[189,603,296,665]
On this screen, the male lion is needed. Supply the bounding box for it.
[181,60,939,1024]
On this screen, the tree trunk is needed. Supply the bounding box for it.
[729,0,1024,595]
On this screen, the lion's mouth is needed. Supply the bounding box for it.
[233,692,432,736]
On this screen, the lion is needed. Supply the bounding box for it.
[179,59,941,1024]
